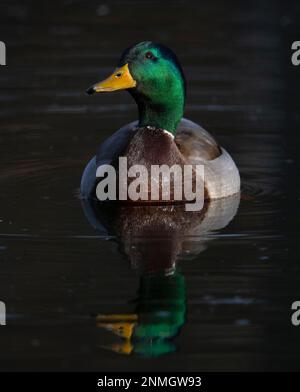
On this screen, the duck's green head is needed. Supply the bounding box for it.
[87,41,186,133]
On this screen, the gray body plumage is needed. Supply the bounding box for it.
[80,118,240,200]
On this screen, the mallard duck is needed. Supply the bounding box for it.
[81,41,240,202]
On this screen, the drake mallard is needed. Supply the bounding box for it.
[81,41,240,202]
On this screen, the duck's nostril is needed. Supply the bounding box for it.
[115,72,122,78]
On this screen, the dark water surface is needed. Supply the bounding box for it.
[0,0,300,371]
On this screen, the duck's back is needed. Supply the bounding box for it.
[175,118,240,199]
[175,118,221,161]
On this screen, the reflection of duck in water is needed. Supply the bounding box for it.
[97,272,185,356]
[81,194,240,357]
[81,41,240,202]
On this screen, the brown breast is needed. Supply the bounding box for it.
[124,126,187,169]
[115,126,207,203]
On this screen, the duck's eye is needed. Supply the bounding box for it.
[145,51,156,60]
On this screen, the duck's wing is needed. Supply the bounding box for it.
[176,118,240,199]
[80,121,138,198]
[96,121,138,166]
[175,118,221,161]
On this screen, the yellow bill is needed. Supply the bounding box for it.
[86,63,136,94]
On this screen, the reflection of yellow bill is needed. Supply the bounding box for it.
[97,321,136,339]
[100,341,133,355]
[96,313,138,340]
